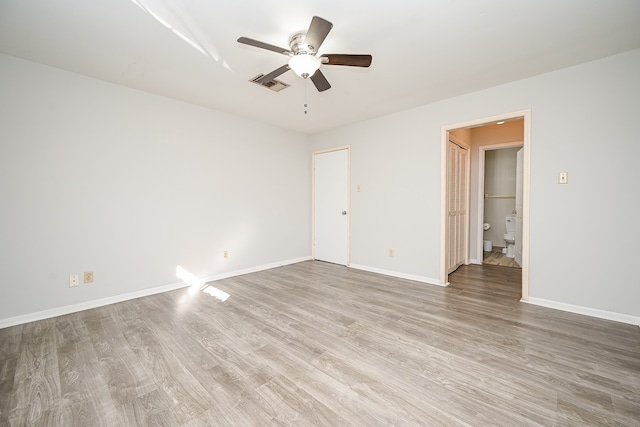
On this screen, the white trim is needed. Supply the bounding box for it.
[524,297,640,326]
[0,256,312,329]
[204,256,312,282]
[440,110,531,300]
[349,264,445,287]
[439,127,448,285]
[467,259,482,265]
[0,282,190,330]
[312,145,351,156]
[312,145,351,266]
[521,111,531,301]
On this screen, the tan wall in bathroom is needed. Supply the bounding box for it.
[449,127,471,145]
[470,120,523,146]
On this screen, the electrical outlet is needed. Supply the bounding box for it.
[84,271,94,283]
[69,274,79,288]
[223,250,229,259]
[389,249,394,257]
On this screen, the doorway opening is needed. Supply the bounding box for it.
[440,111,531,300]
[480,143,524,269]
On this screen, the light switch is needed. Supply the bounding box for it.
[558,172,568,184]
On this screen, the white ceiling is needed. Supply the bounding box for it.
[1,0,639,134]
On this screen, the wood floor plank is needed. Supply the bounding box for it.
[1,261,639,426]
[0,324,22,360]
[0,356,18,425]
[120,388,181,427]
[115,316,212,424]
[483,247,521,268]
[80,310,157,406]
[7,319,61,426]
[56,337,122,426]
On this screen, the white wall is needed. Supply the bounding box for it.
[310,49,640,319]
[311,112,443,282]
[0,54,311,321]
[3,48,639,325]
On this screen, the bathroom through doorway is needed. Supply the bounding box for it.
[481,145,523,269]
[441,110,530,300]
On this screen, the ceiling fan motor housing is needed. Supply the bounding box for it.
[289,32,315,55]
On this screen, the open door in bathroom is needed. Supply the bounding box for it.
[515,148,524,267]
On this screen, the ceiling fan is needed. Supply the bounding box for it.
[237,16,372,92]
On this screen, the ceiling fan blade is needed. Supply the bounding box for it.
[322,54,372,67]
[310,69,331,92]
[305,16,333,52]
[256,64,291,84]
[237,37,292,55]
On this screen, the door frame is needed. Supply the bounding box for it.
[312,145,351,265]
[440,110,531,301]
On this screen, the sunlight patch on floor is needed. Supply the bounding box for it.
[176,265,230,302]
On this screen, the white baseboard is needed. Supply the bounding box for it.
[523,297,640,326]
[467,259,482,265]
[349,264,446,287]
[0,256,313,329]
[0,282,189,330]
[202,256,312,282]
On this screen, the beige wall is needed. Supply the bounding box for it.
[470,120,524,145]
[449,127,471,145]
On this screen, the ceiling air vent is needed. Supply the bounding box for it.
[250,74,290,92]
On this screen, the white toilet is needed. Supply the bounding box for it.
[504,217,516,258]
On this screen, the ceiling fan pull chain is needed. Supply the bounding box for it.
[304,79,309,115]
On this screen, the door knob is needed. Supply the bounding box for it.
[342,211,347,215]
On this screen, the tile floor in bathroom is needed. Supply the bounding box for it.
[483,246,521,268]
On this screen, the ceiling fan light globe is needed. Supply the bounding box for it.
[288,54,321,79]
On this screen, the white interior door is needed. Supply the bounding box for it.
[314,149,349,265]
[515,147,524,266]
[447,140,469,274]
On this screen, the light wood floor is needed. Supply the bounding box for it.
[1,261,639,426]
[483,246,521,268]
